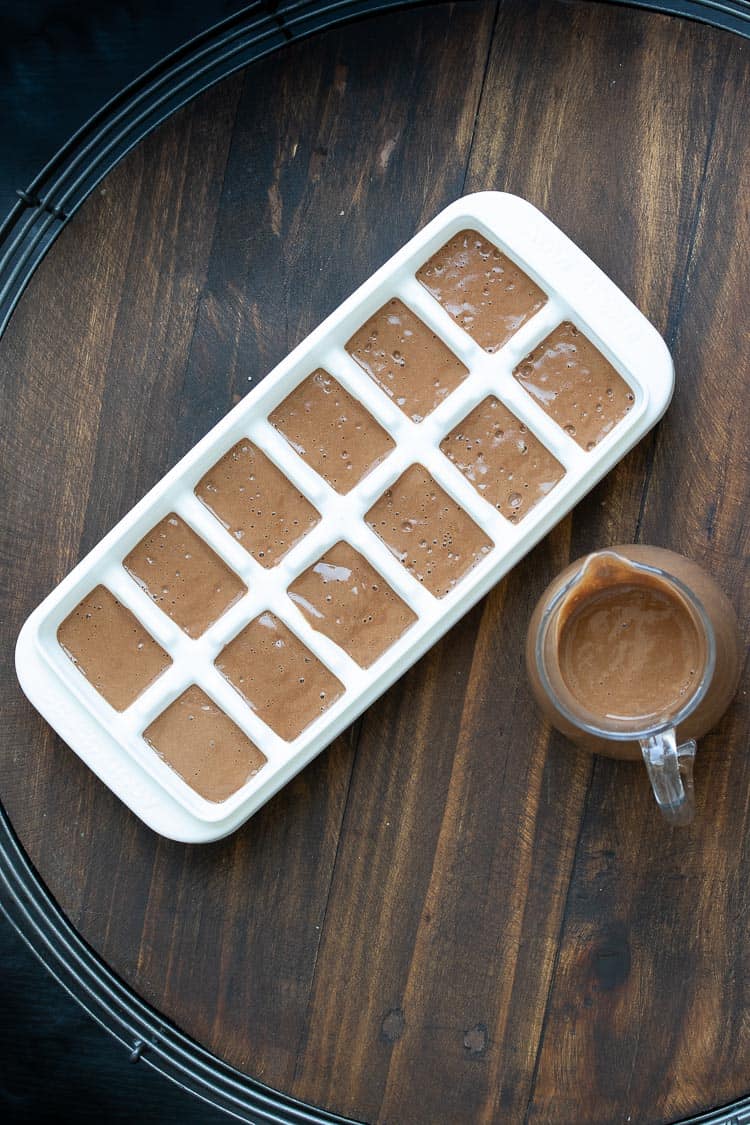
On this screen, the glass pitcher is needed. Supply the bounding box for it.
[526,546,742,825]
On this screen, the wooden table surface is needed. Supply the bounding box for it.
[2,2,748,1122]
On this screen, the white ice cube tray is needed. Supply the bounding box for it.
[15,192,673,842]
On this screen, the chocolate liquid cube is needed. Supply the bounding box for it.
[216,612,344,741]
[417,229,547,352]
[441,396,565,522]
[58,585,171,711]
[144,685,266,802]
[288,541,417,668]
[346,298,468,422]
[513,322,635,449]
[366,465,493,598]
[269,369,394,494]
[196,440,319,568]
[124,514,246,638]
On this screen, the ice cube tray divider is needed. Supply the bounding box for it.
[16,192,673,841]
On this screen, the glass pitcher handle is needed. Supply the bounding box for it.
[640,728,696,826]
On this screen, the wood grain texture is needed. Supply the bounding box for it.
[0,2,748,1123]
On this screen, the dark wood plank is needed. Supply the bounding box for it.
[0,0,499,1098]
[527,34,750,1124]
[290,4,745,1123]
[1,2,748,1123]
[0,70,246,975]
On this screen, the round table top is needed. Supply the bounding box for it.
[2,2,749,1122]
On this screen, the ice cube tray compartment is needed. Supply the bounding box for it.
[16,193,673,841]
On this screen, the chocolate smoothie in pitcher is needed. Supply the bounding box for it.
[526,546,742,824]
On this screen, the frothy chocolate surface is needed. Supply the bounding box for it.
[216,612,344,741]
[558,581,703,724]
[124,514,246,637]
[269,369,394,494]
[196,440,319,567]
[441,396,565,523]
[417,229,547,353]
[143,685,266,802]
[346,298,468,422]
[366,465,492,598]
[288,541,417,668]
[513,321,634,450]
[58,585,171,711]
